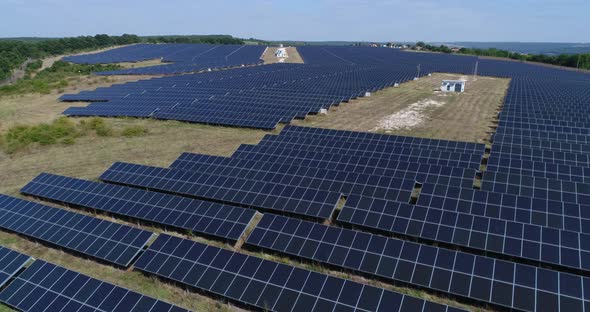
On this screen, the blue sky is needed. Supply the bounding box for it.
[1,0,588,42]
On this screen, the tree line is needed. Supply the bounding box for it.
[144,35,244,45]
[413,41,590,70]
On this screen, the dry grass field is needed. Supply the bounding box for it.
[292,73,510,144]
[0,67,506,311]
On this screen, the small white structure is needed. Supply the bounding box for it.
[441,80,465,92]
[275,48,288,58]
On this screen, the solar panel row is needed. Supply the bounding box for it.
[0,260,189,312]
[0,194,153,267]
[0,246,30,288]
[21,173,256,241]
[247,214,589,311]
[135,234,466,312]
[171,152,477,190]
[61,63,417,129]
[338,194,590,272]
[99,161,341,220]
[64,43,266,75]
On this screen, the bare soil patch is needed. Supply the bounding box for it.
[262,47,304,64]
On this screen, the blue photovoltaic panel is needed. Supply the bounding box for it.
[171,152,477,189]
[0,246,30,288]
[238,140,483,170]
[59,45,590,130]
[169,153,476,201]
[416,182,590,233]
[247,214,590,311]
[60,62,417,129]
[0,194,153,267]
[21,173,256,241]
[0,260,189,312]
[337,194,590,273]
[64,43,266,75]
[279,126,486,153]
[99,162,340,219]
[479,171,590,204]
[135,234,467,312]
[231,143,481,170]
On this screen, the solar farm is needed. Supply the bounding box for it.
[1,42,590,312]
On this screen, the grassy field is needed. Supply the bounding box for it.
[292,73,510,144]
[0,69,507,311]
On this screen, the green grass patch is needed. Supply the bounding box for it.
[79,117,114,136]
[1,117,80,153]
[0,117,153,154]
[121,125,149,137]
[0,117,122,154]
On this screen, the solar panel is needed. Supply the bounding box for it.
[0,194,153,267]
[247,214,589,311]
[487,154,590,184]
[232,143,481,170]
[480,171,590,205]
[260,130,484,153]
[338,194,590,272]
[21,173,256,241]
[0,246,31,288]
[134,234,467,312]
[170,153,477,200]
[279,126,485,151]
[0,260,189,312]
[99,162,340,220]
[59,61,418,129]
[417,182,589,233]
[239,140,483,170]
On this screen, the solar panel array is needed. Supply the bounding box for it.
[63,43,266,75]
[0,194,153,267]
[9,45,590,311]
[247,214,589,311]
[99,161,341,220]
[21,173,256,241]
[0,260,189,312]
[135,234,466,312]
[0,246,30,288]
[59,45,590,129]
[61,63,416,129]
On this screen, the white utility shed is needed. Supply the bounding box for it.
[441,80,466,92]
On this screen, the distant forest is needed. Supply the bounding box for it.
[0,34,247,81]
[415,42,590,71]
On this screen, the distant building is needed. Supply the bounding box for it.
[441,80,465,92]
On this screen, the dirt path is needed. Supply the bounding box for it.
[0,58,33,86]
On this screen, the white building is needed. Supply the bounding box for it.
[441,80,465,92]
[275,48,288,58]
